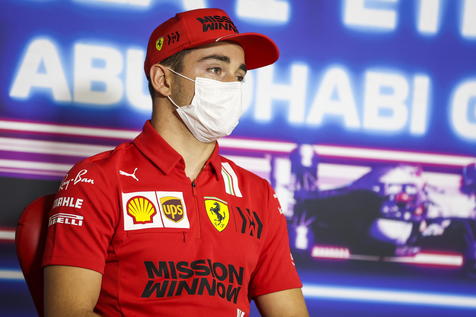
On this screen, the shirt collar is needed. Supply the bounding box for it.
[133,121,222,178]
[205,142,222,180]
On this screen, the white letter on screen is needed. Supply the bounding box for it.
[236,0,290,23]
[10,38,71,102]
[126,0,150,5]
[410,74,431,135]
[343,0,398,30]
[126,49,151,111]
[307,67,360,129]
[182,0,207,10]
[73,0,151,7]
[363,71,409,131]
[254,63,308,124]
[417,0,442,35]
[73,43,123,105]
[450,80,476,140]
[462,0,476,38]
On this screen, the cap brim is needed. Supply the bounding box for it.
[217,32,279,70]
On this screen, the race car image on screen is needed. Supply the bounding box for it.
[287,153,476,276]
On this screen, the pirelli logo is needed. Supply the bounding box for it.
[48,213,84,227]
[122,191,190,231]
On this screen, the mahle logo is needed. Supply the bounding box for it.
[127,196,157,224]
[156,37,164,51]
[160,196,184,222]
[204,197,229,232]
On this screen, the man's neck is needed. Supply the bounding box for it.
[151,106,216,181]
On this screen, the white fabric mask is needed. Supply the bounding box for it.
[167,68,245,143]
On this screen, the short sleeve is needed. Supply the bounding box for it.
[42,160,117,274]
[249,181,302,297]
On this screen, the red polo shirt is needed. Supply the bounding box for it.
[43,121,302,316]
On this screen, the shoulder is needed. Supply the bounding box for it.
[59,141,135,190]
[219,155,269,183]
[218,155,273,198]
[70,141,134,171]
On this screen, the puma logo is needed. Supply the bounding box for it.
[119,168,139,181]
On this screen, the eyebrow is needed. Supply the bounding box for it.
[198,54,247,73]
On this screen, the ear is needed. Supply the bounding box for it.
[149,64,173,97]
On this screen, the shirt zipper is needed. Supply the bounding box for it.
[191,180,201,239]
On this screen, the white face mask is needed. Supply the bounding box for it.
[167,68,245,143]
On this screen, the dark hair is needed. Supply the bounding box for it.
[148,49,191,98]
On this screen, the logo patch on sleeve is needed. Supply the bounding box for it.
[204,197,229,232]
[122,191,190,231]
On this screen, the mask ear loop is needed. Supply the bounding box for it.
[168,68,195,82]
[166,68,195,109]
[167,96,180,108]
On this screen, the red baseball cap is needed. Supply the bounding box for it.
[144,8,279,77]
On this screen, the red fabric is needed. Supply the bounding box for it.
[16,194,55,317]
[144,8,279,76]
[43,121,301,316]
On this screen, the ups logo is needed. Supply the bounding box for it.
[160,196,184,222]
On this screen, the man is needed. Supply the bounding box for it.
[43,8,309,317]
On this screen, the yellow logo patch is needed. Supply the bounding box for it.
[156,37,164,51]
[204,197,229,232]
[127,196,157,224]
[160,196,184,222]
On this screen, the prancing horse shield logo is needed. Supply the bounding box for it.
[204,197,229,232]
[156,37,164,51]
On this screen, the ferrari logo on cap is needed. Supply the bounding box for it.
[204,197,229,232]
[127,196,157,224]
[156,37,164,51]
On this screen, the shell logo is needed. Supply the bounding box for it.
[126,196,157,224]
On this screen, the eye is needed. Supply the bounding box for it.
[207,67,222,75]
